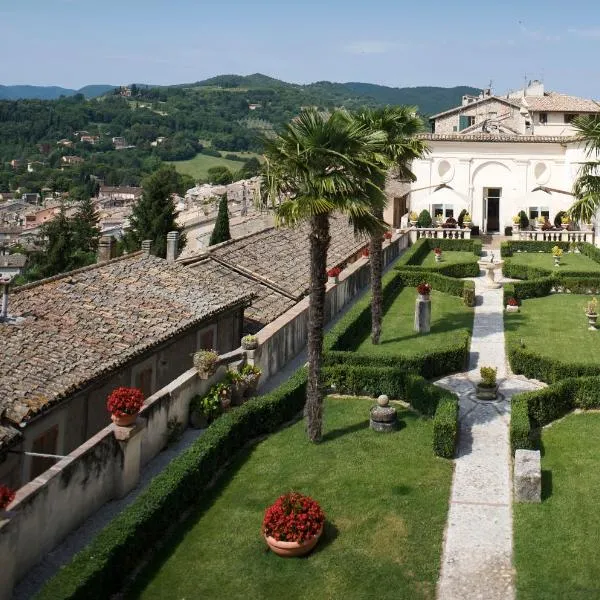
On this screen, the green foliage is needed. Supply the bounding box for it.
[510,396,534,453]
[71,196,100,253]
[123,165,186,258]
[554,211,567,228]
[457,209,467,228]
[209,195,231,245]
[433,398,459,459]
[479,366,497,386]
[417,209,432,228]
[394,269,475,306]
[206,165,234,185]
[36,368,308,600]
[518,210,529,230]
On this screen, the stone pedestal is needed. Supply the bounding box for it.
[514,449,541,503]
[414,295,431,333]
[114,418,146,498]
[370,395,397,432]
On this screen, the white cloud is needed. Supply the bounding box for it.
[342,41,400,55]
[568,27,600,39]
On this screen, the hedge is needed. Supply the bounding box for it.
[36,368,309,600]
[500,240,572,257]
[397,237,481,268]
[510,375,600,453]
[322,364,458,458]
[394,269,476,305]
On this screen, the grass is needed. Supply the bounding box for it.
[514,413,600,599]
[508,251,600,273]
[128,398,453,600]
[505,294,600,364]
[169,152,258,180]
[418,250,478,268]
[354,288,473,356]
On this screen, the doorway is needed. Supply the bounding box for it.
[393,194,408,228]
[484,188,501,232]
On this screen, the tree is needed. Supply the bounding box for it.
[351,107,428,344]
[124,164,186,257]
[263,108,387,442]
[71,196,100,254]
[569,114,600,223]
[209,195,231,245]
[39,204,74,277]
[206,166,234,185]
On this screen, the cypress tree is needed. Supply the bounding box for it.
[71,196,100,254]
[209,195,231,245]
[39,203,74,277]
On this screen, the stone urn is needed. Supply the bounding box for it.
[264,526,323,557]
[111,412,138,427]
[561,223,569,230]
[369,395,397,432]
[588,313,598,330]
[475,383,498,401]
[554,256,561,267]
[410,220,418,227]
[434,253,442,263]
[506,304,519,313]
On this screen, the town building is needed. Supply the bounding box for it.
[407,80,600,233]
[0,253,27,279]
[61,155,84,166]
[96,185,142,208]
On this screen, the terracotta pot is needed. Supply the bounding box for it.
[265,526,323,557]
[111,412,138,427]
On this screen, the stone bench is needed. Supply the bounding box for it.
[513,449,541,503]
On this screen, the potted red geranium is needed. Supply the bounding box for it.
[107,387,145,427]
[0,485,16,511]
[416,282,431,299]
[506,297,519,313]
[361,247,369,258]
[327,266,342,283]
[263,492,325,557]
[383,231,393,241]
[433,247,442,263]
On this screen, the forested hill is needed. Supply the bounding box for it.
[0,84,115,100]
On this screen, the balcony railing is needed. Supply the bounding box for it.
[409,227,471,242]
[513,229,594,244]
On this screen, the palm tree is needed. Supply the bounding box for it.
[569,113,600,224]
[263,109,387,442]
[351,107,428,344]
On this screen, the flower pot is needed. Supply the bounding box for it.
[554,257,561,267]
[265,526,323,557]
[588,313,598,330]
[111,412,138,427]
[196,366,216,380]
[230,381,247,405]
[475,383,498,401]
[561,223,569,230]
[328,276,339,284]
[434,254,442,263]
[506,305,519,313]
[409,220,417,227]
[220,396,231,411]
[244,376,261,398]
[417,293,430,302]
[242,339,258,351]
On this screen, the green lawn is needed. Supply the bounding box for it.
[169,153,246,180]
[505,294,600,364]
[514,413,600,599]
[419,251,478,268]
[129,398,453,600]
[354,288,473,356]
[508,251,600,273]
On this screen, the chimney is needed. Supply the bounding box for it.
[166,231,179,263]
[141,239,152,257]
[97,236,114,263]
[1,277,10,321]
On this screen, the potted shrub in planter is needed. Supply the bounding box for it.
[215,382,232,411]
[263,492,325,557]
[409,211,419,226]
[476,366,498,400]
[535,216,545,230]
[107,387,145,427]
[561,215,571,230]
[506,297,519,313]
[512,215,521,232]
[463,213,472,228]
[433,246,442,263]
[189,389,221,429]
[241,334,258,351]
[0,485,16,511]
[327,266,342,284]
[193,349,219,379]
[225,369,247,405]
[241,364,262,397]
[442,217,457,229]
[383,231,393,241]
[552,245,563,267]
[416,282,431,300]
[585,297,598,331]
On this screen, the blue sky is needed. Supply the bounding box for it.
[1,0,600,97]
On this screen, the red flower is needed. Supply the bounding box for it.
[383,231,392,240]
[433,247,442,255]
[507,297,518,306]
[0,485,15,510]
[263,492,325,543]
[416,282,431,295]
[106,387,145,417]
[362,247,370,257]
[327,267,342,278]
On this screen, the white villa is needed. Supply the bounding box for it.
[406,80,600,235]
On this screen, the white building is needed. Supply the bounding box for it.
[407,81,600,234]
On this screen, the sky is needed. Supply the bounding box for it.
[1,0,600,97]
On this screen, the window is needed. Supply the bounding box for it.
[432,204,454,219]
[528,206,550,220]
[539,112,548,124]
[564,113,577,124]
[458,115,475,131]
[30,425,59,480]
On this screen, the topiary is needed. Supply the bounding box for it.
[417,209,433,228]
[209,195,231,246]
[457,209,467,228]
[554,211,566,228]
[518,210,529,230]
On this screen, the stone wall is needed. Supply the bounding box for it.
[434,100,522,135]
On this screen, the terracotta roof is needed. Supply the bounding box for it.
[417,133,580,143]
[429,96,521,119]
[0,254,254,429]
[0,253,27,268]
[523,93,600,113]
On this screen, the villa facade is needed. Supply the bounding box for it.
[408,81,600,233]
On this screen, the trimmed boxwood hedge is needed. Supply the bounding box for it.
[394,269,476,306]
[510,376,600,453]
[36,368,308,600]
[397,237,481,269]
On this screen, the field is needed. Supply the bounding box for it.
[507,251,600,273]
[418,250,479,268]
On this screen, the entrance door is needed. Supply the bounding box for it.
[393,195,408,228]
[484,188,501,232]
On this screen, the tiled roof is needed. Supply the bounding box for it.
[210,214,368,299]
[430,96,521,119]
[0,253,27,268]
[0,254,254,428]
[417,133,580,143]
[524,93,600,113]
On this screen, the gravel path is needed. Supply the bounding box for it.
[435,248,544,600]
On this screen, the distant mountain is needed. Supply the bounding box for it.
[0,84,115,100]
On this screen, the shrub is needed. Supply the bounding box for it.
[510,396,534,453]
[106,387,145,417]
[457,209,467,228]
[519,210,529,230]
[209,195,231,245]
[433,398,458,458]
[480,366,497,387]
[554,211,567,228]
[263,492,325,543]
[417,209,433,228]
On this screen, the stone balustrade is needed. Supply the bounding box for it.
[409,227,471,243]
[513,229,594,244]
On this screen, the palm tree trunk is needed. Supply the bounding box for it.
[305,213,330,442]
[370,208,384,344]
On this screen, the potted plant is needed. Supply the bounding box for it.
[512,215,521,232]
[107,387,145,427]
[215,382,232,410]
[433,247,442,263]
[585,297,598,330]
[561,215,571,230]
[476,366,498,400]
[506,297,519,313]
[361,247,370,258]
[383,231,393,241]
[442,217,457,229]
[535,216,545,230]
[225,369,247,405]
[241,334,258,351]
[409,211,419,226]
[0,485,16,511]
[193,349,219,379]
[552,245,563,266]
[189,389,221,429]
[241,363,262,397]
[463,213,472,227]
[416,282,431,300]
[327,266,342,284]
[263,492,325,557]
[435,215,444,228]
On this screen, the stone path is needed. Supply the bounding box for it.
[436,247,544,600]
